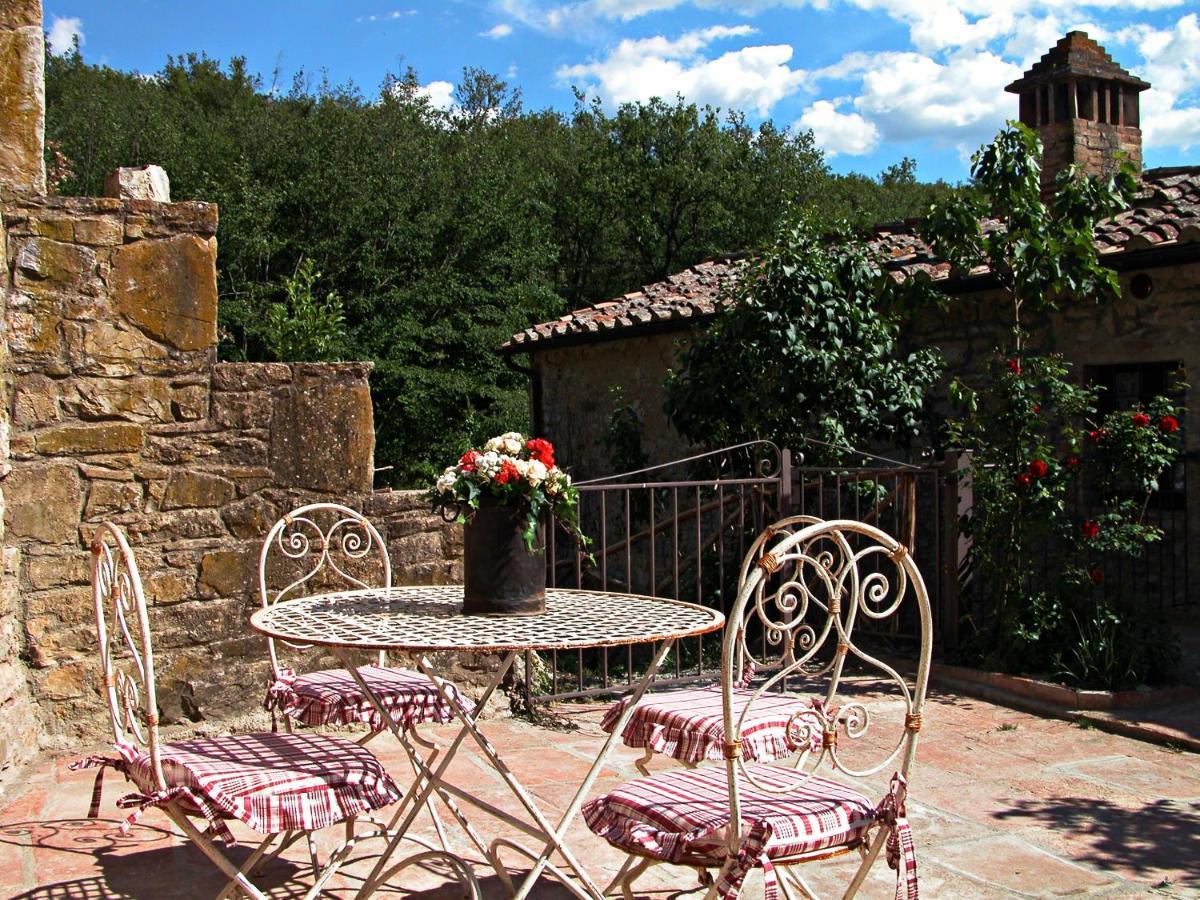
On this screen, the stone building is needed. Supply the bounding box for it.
[0,0,466,786]
[503,32,1200,495]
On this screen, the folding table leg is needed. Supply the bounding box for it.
[501,638,677,900]
[348,650,518,899]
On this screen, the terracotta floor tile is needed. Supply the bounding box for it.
[2,695,1197,897]
[928,833,1120,896]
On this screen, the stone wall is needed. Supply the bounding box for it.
[0,204,40,781]
[0,191,464,762]
[535,331,694,480]
[0,0,45,194]
[906,261,1200,440]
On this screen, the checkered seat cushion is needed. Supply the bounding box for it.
[264,664,471,730]
[602,686,821,765]
[583,762,875,900]
[77,732,402,844]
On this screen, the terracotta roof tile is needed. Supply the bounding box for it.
[504,166,1200,352]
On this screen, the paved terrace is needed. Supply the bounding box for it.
[1,687,1196,899]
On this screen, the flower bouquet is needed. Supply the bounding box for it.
[429,432,586,614]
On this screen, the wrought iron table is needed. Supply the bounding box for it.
[249,585,724,900]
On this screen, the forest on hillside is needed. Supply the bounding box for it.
[43,50,957,483]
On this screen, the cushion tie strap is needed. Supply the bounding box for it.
[68,754,129,819]
[263,668,298,710]
[714,821,777,900]
[874,772,918,900]
[116,786,236,845]
[263,668,299,732]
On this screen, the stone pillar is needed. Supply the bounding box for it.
[0,207,40,782]
[0,0,47,194]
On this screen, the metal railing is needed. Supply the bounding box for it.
[540,441,790,701]
[531,445,1195,704]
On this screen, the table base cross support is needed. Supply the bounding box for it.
[249,587,724,899]
[347,640,676,900]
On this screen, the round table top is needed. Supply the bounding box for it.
[249,585,725,653]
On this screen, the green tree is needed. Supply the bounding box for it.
[664,212,943,464]
[924,123,1135,350]
[262,259,347,361]
[43,48,955,484]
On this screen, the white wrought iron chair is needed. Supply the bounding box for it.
[260,502,470,739]
[259,503,471,852]
[71,522,443,900]
[584,519,930,900]
[602,515,826,774]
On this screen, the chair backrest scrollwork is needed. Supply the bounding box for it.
[722,519,932,833]
[91,522,166,791]
[259,503,391,673]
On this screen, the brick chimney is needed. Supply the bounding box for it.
[1005,32,1148,196]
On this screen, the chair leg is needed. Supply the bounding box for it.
[302,817,359,900]
[163,806,270,900]
[397,728,454,855]
[359,849,482,900]
[635,746,655,776]
[615,855,654,900]
[779,865,819,900]
[842,828,888,900]
[214,833,281,900]
[306,831,321,880]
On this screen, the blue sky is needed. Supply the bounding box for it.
[43,1,1200,183]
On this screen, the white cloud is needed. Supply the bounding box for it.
[358,9,416,22]
[502,0,1188,40]
[817,49,1023,146]
[557,25,807,115]
[415,80,456,110]
[1114,13,1200,150]
[46,16,83,56]
[798,99,879,155]
[482,23,515,38]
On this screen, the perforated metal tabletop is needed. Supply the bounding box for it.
[250,585,724,653]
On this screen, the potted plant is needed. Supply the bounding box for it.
[429,432,586,615]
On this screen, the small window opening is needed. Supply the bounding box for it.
[1077,81,1093,120]
[1054,82,1070,122]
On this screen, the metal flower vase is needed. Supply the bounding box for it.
[463,498,546,615]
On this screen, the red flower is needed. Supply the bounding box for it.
[1007,359,1021,375]
[1160,415,1179,434]
[459,449,480,472]
[1086,428,1108,445]
[1082,520,1101,540]
[1066,456,1080,467]
[494,460,521,485]
[1032,405,1041,414]
[1016,473,1032,489]
[525,438,556,467]
[1028,459,1049,478]
[1132,412,1151,428]
[1089,568,1105,585]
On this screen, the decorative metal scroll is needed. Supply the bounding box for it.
[91,522,166,790]
[258,503,392,673]
[723,518,932,797]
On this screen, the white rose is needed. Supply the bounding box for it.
[477,451,502,478]
[525,459,548,486]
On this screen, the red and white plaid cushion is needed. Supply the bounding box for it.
[114,732,402,843]
[265,665,471,730]
[602,686,820,765]
[583,762,875,900]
